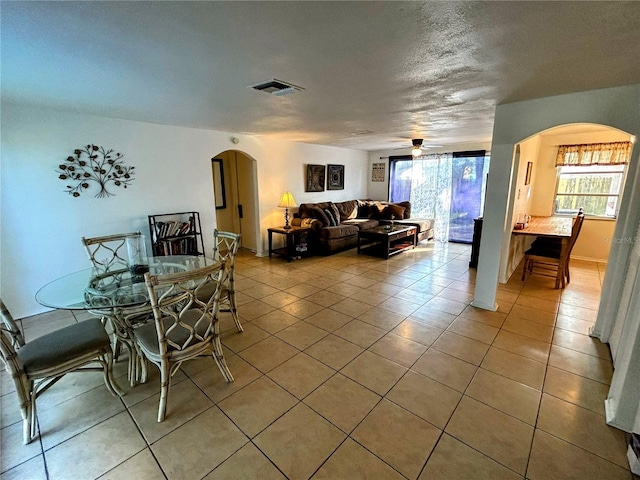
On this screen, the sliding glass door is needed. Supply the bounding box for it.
[389,151,489,243]
[448,152,490,242]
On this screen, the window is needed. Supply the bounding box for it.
[554,141,632,218]
[555,164,625,217]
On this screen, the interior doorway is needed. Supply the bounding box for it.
[500,123,633,285]
[211,150,259,252]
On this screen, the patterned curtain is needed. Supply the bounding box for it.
[555,142,632,166]
[409,153,453,242]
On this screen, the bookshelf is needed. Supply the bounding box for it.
[148,211,204,256]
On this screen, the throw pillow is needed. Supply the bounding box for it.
[324,208,338,226]
[311,206,330,226]
[396,201,411,218]
[336,200,358,221]
[328,203,341,225]
[384,204,406,220]
[368,202,386,219]
[357,201,371,218]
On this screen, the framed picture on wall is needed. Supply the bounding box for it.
[212,158,226,209]
[327,164,344,190]
[371,162,385,182]
[525,162,533,185]
[306,164,325,192]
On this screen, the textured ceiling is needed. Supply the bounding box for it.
[2,1,639,151]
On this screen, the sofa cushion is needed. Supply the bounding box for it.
[342,218,380,230]
[357,200,373,218]
[335,200,358,221]
[387,218,435,233]
[328,203,341,224]
[311,206,331,226]
[395,201,412,219]
[319,224,359,240]
[357,200,412,220]
[370,203,387,219]
[299,202,331,219]
[323,208,338,226]
[382,204,406,220]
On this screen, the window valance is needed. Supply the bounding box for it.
[555,142,632,166]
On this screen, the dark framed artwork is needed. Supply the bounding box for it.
[524,161,533,186]
[327,164,345,190]
[212,158,227,209]
[306,164,326,192]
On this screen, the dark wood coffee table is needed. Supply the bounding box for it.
[357,225,417,259]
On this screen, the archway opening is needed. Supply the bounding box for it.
[211,150,259,253]
[499,122,634,284]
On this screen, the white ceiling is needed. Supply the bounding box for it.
[2,1,640,152]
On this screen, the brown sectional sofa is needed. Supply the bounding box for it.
[293,199,434,255]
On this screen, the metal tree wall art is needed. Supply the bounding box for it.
[57,145,135,198]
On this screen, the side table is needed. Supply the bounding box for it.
[268,226,311,262]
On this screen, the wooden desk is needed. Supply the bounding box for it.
[512,216,572,238]
[512,216,573,288]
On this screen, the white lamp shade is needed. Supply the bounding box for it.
[277,191,297,208]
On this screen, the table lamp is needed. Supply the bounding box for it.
[277,191,297,229]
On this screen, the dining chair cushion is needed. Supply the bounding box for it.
[195,282,230,304]
[134,309,212,355]
[524,245,562,260]
[530,238,562,251]
[18,318,111,372]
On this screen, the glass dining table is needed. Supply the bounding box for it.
[36,255,218,385]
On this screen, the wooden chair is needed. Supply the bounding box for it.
[82,231,142,272]
[197,230,243,332]
[134,260,233,422]
[0,300,122,444]
[522,211,585,288]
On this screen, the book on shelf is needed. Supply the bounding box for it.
[149,211,203,257]
[154,219,194,239]
[157,237,197,256]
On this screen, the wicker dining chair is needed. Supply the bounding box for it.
[197,230,243,332]
[135,260,233,422]
[0,299,122,444]
[82,231,153,382]
[82,231,142,272]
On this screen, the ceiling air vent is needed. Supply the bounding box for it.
[248,79,304,96]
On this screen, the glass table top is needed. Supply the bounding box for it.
[36,255,217,310]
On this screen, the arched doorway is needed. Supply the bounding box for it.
[499,123,632,284]
[211,150,259,252]
[472,85,640,313]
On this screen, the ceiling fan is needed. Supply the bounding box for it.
[397,139,443,157]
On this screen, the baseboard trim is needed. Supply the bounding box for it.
[628,440,640,475]
[470,300,498,312]
[571,254,608,263]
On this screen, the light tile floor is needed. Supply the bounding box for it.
[1,241,636,479]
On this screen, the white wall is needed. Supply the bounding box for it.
[474,84,640,311]
[502,136,540,280]
[1,104,368,318]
